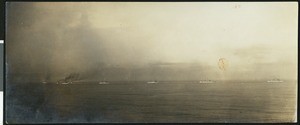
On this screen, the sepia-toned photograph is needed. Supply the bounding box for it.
[5,2,297,123]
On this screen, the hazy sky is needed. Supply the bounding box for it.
[6,2,298,79]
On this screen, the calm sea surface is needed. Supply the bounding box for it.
[6,81,297,123]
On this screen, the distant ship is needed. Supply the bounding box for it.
[199,80,216,83]
[41,78,48,84]
[267,79,283,83]
[98,71,110,84]
[61,81,72,85]
[98,81,109,84]
[57,73,80,85]
[147,80,159,84]
[41,70,50,84]
[57,79,72,85]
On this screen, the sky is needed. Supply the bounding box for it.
[6,2,298,80]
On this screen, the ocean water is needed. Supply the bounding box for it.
[6,81,297,123]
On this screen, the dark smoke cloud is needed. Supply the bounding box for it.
[6,3,111,80]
